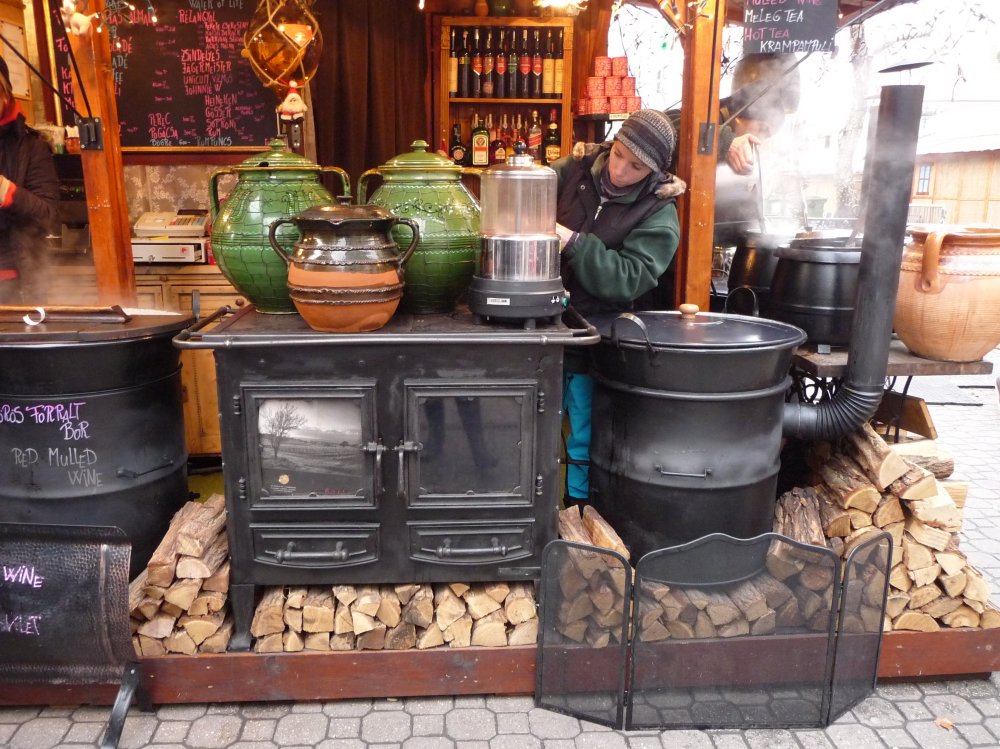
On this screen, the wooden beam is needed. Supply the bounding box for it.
[67,2,136,305]
[674,0,724,310]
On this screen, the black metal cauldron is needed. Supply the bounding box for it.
[587,307,806,558]
[0,308,192,578]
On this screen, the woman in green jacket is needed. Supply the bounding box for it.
[549,108,685,506]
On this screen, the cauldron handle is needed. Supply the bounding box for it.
[723,285,760,317]
[610,313,655,365]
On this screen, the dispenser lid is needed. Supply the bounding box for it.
[233,138,321,171]
[292,202,395,224]
[379,140,461,171]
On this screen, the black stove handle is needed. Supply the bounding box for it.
[362,440,385,500]
[395,441,423,498]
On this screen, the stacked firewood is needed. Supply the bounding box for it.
[780,422,1000,632]
[552,504,631,646]
[248,579,538,652]
[128,494,233,655]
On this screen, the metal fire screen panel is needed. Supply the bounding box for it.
[175,306,599,650]
[536,532,890,731]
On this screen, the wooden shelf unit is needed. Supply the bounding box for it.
[435,16,574,161]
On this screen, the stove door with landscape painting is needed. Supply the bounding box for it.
[239,384,383,576]
[402,380,542,572]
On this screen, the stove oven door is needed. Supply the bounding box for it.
[401,380,541,569]
[240,384,383,571]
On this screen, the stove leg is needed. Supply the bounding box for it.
[229,583,255,651]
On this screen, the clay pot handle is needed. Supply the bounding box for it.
[267,218,296,267]
[208,168,236,221]
[919,230,950,293]
[393,218,421,265]
[357,169,379,205]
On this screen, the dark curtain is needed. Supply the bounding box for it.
[313,0,429,197]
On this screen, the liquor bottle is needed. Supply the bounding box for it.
[470,28,483,98]
[553,29,564,97]
[543,108,561,165]
[449,122,468,165]
[470,112,490,167]
[530,30,543,99]
[513,113,526,154]
[517,29,531,99]
[448,28,458,98]
[490,115,507,164]
[457,30,471,98]
[505,28,518,99]
[527,109,542,160]
[541,29,555,99]
[486,112,496,143]
[494,29,508,99]
[500,112,512,152]
[481,29,495,97]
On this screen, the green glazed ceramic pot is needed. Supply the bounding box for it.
[210,139,350,313]
[359,140,481,314]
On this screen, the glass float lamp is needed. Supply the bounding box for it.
[243,0,322,95]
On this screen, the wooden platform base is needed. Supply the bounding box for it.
[4,629,998,706]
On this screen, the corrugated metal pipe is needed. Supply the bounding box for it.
[783,85,925,441]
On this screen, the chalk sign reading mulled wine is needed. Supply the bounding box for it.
[51,0,276,149]
[743,0,838,55]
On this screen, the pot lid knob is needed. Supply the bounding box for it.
[679,303,700,319]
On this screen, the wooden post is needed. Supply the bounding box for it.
[67,2,135,305]
[672,0,725,310]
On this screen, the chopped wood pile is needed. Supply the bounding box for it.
[128,494,233,656]
[248,579,538,652]
[552,503,631,646]
[779,422,1000,633]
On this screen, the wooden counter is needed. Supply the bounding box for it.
[793,339,994,379]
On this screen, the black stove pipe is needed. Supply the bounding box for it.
[783,85,925,440]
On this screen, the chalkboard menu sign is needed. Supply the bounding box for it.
[0,523,132,684]
[743,0,838,54]
[51,0,277,149]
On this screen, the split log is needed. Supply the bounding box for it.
[892,611,941,632]
[334,601,354,635]
[356,621,387,650]
[176,493,227,557]
[508,619,539,646]
[725,580,769,622]
[980,607,1000,630]
[353,586,381,617]
[161,601,184,618]
[164,578,202,612]
[818,454,881,512]
[137,634,167,657]
[905,517,952,551]
[693,611,717,639]
[402,585,434,628]
[146,501,201,587]
[557,505,607,579]
[464,589,502,620]
[283,604,302,633]
[137,611,177,639]
[660,587,698,624]
[188,590,226,617]
[638,618,671,642]
[774,487,828,547]
[175,531,229,579]
[385,622,417,650]
[484,582,510,603]
[128,569,149,617]
[847,508,873,530]
[164,628,198,655]
[416,623,445,649]
[942,606,980,629]
[375,588,401,628]
[351,610,376,636]
[394,584,420,605]
[302,588,334,633]
[902,535,935,571]
[434,586,467,631]
[907,583,943,610]
[448,583,471,597]
[718,618,750,638]
[752,575,794,610]
[179,610,225,645]
[285,586,307,609]
[920,597,964,620]
[940,480,969,509]
[816,486,852,538]
[503,583,536,625]
[200,616,234,653]
[909,564,941,589]
[444,614,473,647]
[333,585,358,607]
[885,592,909,619]
[250,587,286,637]
[470,610,508,647]
[282,629,304,652]
[303,632,331,651]
[847,422,909,489]
[963,567,991,605]
[889,462,937,500]
[202,561,230,593]
[581,505,630,559]
[904,454,955,480]
[939,571,967,599]
[872,494,905,528]
[906,483,963,532]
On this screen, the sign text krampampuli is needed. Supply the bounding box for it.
[743,0,838,54]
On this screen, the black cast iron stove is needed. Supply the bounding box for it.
[177,305,596,650]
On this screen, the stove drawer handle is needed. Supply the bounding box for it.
[395,440,423,497]
[654,465,712,479]
[265,541,361,564]
[421,536,523,559]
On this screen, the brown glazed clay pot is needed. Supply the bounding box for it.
[268,203,419,333]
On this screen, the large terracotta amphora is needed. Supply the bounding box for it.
[268,203,419,333]
[358,140,480,314]
[210,139,350,313]
[895,225,1000,362]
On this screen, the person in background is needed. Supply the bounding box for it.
[549,108,685,507]
[0,56,59,304]
[667,53,801,246]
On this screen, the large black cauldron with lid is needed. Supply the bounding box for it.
[588,304,806,559]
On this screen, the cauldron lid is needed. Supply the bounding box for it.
[0,307,192,345]
[591,307,806,350]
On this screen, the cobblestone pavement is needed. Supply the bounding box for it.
[2,350,998,749]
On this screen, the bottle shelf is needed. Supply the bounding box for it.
[449,97,562,104]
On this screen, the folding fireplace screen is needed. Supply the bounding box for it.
[536,532,891,731]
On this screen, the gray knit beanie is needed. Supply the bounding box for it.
[615,109,676,176]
